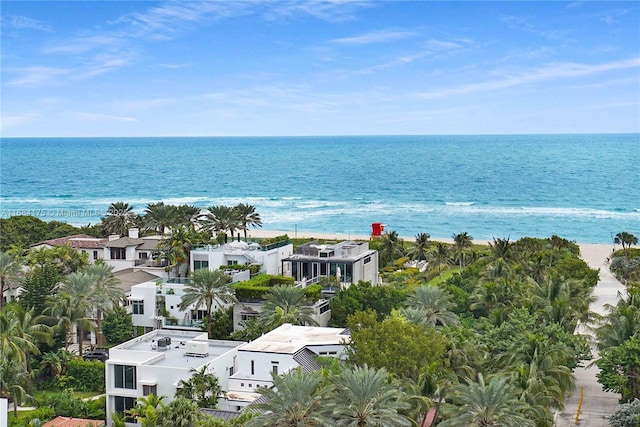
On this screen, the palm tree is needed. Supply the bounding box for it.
[488,237,515,263]
[596,291,640,350]
[175,204,201,227]
[158,397,202,427]
[438,374,534,427]
[179,269,237,339]
[615,231,639,257]
[160,224,204,277]
[0,303,50,370]
[0,251,21,310]
[54,272,96,357]
[200,205,239,241]
[404,285,459,327]
[407,233,430,261]
[175,365,222,408]
[144,202,178,235]
[429,242,451,278]
[85,263,123,346]
[257,285,318,332]
[325,365,413,427]
[247,368,329,427]
[102,201,138,236]
[127,393,166,425]
[452,232,473,270]
[234,203,263,240]
[379,231,405,266]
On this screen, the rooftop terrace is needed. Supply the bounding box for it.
[108,329,244,368]
[239,323,350,354]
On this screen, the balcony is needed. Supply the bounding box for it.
[134,258,169,268]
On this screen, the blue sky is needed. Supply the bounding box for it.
[1,1,638,137]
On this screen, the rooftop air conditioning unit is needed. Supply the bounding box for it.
[184,341,209,357]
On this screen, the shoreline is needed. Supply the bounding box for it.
[248,228,618,265]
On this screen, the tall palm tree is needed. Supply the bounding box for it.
[200,205,239,241]
[158,397,202,427]
[488,237,515,263]
[234,203,263,240]
[326,365,413,427]
[85,263,124,345]
[102,202,138,236]
[438,374,535,427]
[379,231,405,267]
[179,269,237,339]
[404,285,459,327]
[247,368,329,427]
[175,365,222,408]
[54,272,96,356]
[144,202,178,235]
[407,233,431,261]
[615,231,639,257]
[0,251,21,310]
[175,204,201,227]
[257,285,318,332]
[0,303,50,370]
[452,232,473,270]
[596,291,640,350]
[429,242,452,278]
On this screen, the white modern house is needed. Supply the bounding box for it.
[281,240,379,286]
[221,323,350,411]
[190,239,293,276]
[105,324,350,424]
[105,329,244,426]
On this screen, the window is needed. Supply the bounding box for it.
[143,385,157,396]
[132,300,144,315]
[93,250,98,260]
[272,365,278,375]
[227,260,238,266]
[251,360,255,375]
[241,312,257,321]
[110,248,126,260]
[114,364,136,389]
[139,252,148,259]
[229,366,234,376]
[363,256,371,264]
[319,301,330,314]
[194,260,209,270]
[114,396,136,421]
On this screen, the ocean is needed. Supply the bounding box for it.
[1,134,638,244]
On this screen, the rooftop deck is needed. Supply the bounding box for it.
[108,329,244,368]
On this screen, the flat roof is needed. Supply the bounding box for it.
[239,324,350,354]
[109,329,244,369]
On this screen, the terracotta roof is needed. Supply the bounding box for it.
[42,416,105,427]
[34,234,107,249]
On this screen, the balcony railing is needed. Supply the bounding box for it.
[134,259,168,268]
[163,318,204,329]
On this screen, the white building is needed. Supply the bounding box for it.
[190,239,293,276]
[105,329,244,426]
[221,323,350,411]
[105,324,350,425]
[282,241,379,286]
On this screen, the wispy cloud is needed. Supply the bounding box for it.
[265,1,373,23]
[1,15,51,32]
[158,63,192,69]
[79,52,136,78]
[0,113,40,130]
[74,112,138,122]
[5,66,71,88]
[330,29,417,45]
[598,7,632,25]
[44,36,123,54]
[417,58,640,99]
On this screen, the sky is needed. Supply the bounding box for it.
[1,1,639,137]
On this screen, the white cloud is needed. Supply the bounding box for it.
[1,15,51,32]
[330,29,417,45]
[74,112,138,122]
[417,57,640,99]
[5,66,71,88]
[44,36,123,54]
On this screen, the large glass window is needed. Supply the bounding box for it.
[114,364,136,389]
[110,248,126,260]
[114,396,136,422]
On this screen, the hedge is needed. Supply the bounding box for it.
[64,359,105,392]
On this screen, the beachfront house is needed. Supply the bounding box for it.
[281,240,379,287]
[105,324,350,425]
[190,237,293,276]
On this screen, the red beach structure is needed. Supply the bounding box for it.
[371,222,385,238]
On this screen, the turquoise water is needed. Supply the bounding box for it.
[1,134,638,243]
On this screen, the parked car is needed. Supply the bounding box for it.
[83,349,109,362]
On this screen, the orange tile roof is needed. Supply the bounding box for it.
[42,417,105,427]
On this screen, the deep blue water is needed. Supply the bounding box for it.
[1,134,638,243]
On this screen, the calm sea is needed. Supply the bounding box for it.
[1,135,638,243]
